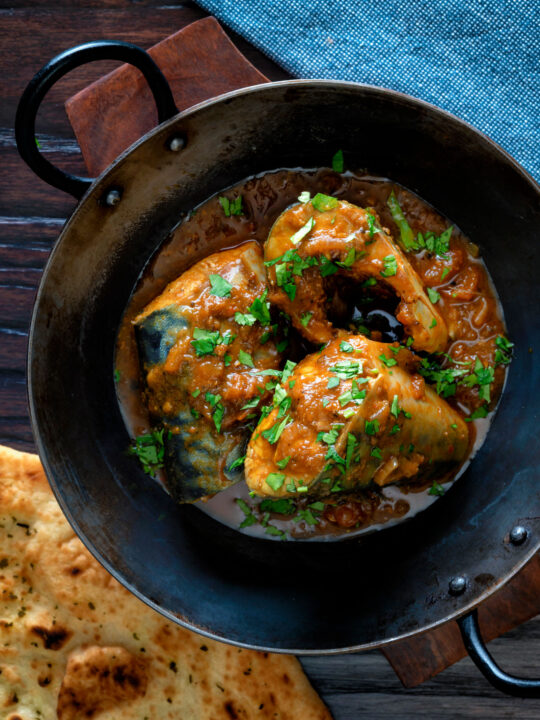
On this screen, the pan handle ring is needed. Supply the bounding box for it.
[458,609,540,697]
[15,40,179,200]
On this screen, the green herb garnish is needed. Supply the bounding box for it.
[427,287,440,304]
[380,254,397,278]
[311,193,338,212]
[238,349,254,368]
[129,429,168,477]
[219,195,243,217]
[191,328,221,357]
[236,498,257,527]
[428,481,445,497]
[300,311,313,327]
[290,216,315,244]
[265,472,286,491]
[332,149,344,172]
[209,273,233,297]
[387,191,416,250]
[228,455,246,471]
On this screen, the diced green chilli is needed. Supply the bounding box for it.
[387,191,416,250]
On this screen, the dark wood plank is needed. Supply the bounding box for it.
[302,614,540,718]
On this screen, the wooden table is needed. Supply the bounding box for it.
[1,2,539,717]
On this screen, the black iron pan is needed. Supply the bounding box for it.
[15,41,540,696]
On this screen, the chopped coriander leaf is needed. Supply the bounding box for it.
[387,191,416,251]
[317,426,342,445]
[379,353,397,367]
[265,472,285,491]
[290,216,315,244]
[441,267,450,280]
[234,311,256,326]
[428,481,445,497]
[35,137,42,149]
[380,254,398,277]
[191,328,221,356]
[309,501,325,512]
[277,339,289,353]
[281,360,297,384]
[332,149,344,172]
[228,455,246,471]
[296,508,319,526]
[494,335,514,366]
[389,424,401,435]
[336,246,358,268]
[224,353,232,366]
[261,415,290,444]
[192,389,201,398]
[276,455,291,469]
[300,311,313,327]
[371,446,382,459]
[298,191,311,203]
[249,291,271,324]
[114,368,121,383]
[417,227,453,256]
[238,350,254,367]
[213,404,225,433]
[190,407,200,419]
[264,523,287,538]
[311,193,338,212]
[219,195,243,217]
[351,380,366,401]
[362,277,377,287]
[205,391,221,407]
[427,287,440,304]
[325,445,345,466]
[429,318,437,328]
[327,376,340,389]
[128,429,168,476]
[339,390,353,406]
[467,405,489,421]
[406,336,414,347]
[260,497,295,514]
[235,498,257,527]
[319,256,339,277]
[495,335,514,352]
[390,394,400,418]
[209,273,233,297]
[365,419,380,435]
[346,433,357,469]
[329,361,362,378]
[340,340,354,353]
[241,397,260,410]
[218,195,243,217]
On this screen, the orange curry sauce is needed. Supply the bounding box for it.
[115,169,510,540]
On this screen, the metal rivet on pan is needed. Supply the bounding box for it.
[509,525,528,545]
[449,576,467,596]
[168,135,185,152]
[104,188,122,207]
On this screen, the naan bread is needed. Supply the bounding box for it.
[0,446,332,720]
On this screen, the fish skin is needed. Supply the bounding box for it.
[134,242,281,503]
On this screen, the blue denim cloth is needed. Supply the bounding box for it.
[196,0,539,182]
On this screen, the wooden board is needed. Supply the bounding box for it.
[2,3,539,715]
[65,17,269,176]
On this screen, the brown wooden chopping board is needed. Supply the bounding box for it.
[64,15,540,689]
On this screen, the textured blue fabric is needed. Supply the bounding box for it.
[196,0,539,182]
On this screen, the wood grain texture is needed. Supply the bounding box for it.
[66,17,269,175]
[1,2,538,717]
